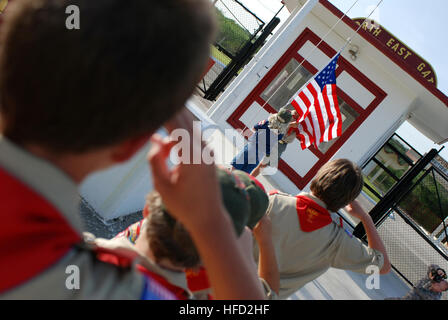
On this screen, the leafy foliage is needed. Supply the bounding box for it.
[214,8,253,56]
[399,172,448,233]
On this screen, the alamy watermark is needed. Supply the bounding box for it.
[65,265,80,290]
[65,5,80,30]
[168,121,280,176]
[365,265,380,290]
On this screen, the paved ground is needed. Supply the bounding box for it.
[79,198,142,239]
[376,210,448,300]
[290,267,411,300]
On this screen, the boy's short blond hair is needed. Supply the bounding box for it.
[310,159,364,212]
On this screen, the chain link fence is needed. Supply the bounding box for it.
[376,165,448,299]
[199,0,265,95]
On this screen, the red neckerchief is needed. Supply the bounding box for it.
[95,246,183,300]
[0,167,81,293]
[295,195,332,232]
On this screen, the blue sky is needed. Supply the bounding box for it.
[241,0,448,160]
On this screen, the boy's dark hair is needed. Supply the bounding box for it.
[0,0,215,152]
[310,159,364,212]
[145,191,200,269]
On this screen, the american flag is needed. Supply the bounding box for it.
[289,54,342,150]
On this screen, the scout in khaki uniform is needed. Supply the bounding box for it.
[0,137,174,299]
[90,167,279,299]
[252,159,391,299]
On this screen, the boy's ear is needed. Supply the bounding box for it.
[142,203,150,218]
[110,134,151,163]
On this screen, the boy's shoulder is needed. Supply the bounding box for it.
[268,191,344,233]
[0,165,82,293]
[91,234,193,300]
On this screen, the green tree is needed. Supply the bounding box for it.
[215,8,252,56]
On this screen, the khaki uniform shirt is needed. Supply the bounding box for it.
[92,236,194,299]
[255,191,384,299]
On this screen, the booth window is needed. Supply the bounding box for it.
[362,134,422,200]
[261,59,312,110]
[317,98,359,154]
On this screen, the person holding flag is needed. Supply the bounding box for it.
[230,107,294,174]
[249,110,300,177]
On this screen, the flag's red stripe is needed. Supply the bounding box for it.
[327,84,340,139]
[300,117,314,149]
[322,85,335,141]
[296,97,309,117]
[291,99,304,118]
[294,89,313,123]
[296,126,307,150]
[308,83,325,143]
[298,90,311,109]
[304,118,315,148]
[330,84,342,137]
[295,122,309,150]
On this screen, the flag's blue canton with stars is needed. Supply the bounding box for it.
[315,53,339,90]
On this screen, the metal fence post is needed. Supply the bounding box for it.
[204,16,280,101]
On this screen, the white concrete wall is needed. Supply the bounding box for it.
[79,140,153,221]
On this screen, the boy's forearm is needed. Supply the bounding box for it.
[187,207,265,300]
[360,214,391,274]
[250,162,262,177]
[257,240,280,294]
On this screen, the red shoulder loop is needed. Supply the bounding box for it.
[95,247,135,269]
